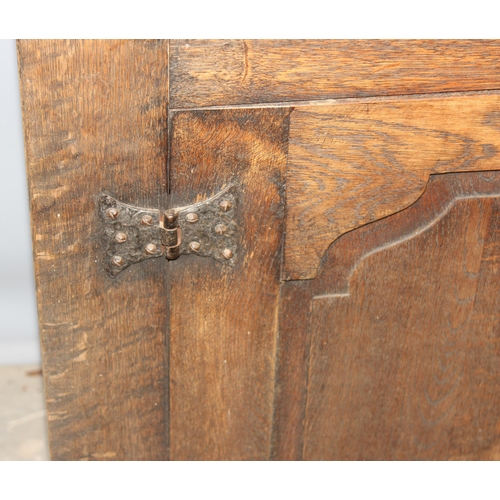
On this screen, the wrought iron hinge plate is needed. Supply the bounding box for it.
[99,185,238,277]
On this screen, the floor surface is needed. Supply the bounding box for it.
[0,365,49,460]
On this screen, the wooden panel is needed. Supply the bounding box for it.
[168,108,289,460]
[18,40,170,460]
[271,281,312,460]
[273,171,500,460]
[285,93,500,280]
[170,40,500,108]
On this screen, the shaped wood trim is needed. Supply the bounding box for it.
[273,170,500,460]
[284,93,500,280]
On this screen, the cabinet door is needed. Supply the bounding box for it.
[20,39,500,460]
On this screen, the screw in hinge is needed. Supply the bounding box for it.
[145,243,157,255]
[107,207,119,219]
[222,248,233,259]
[219,200,232,211]
[186,212,199,223]
[141,214,153,226]
[111,255,125,267]
[189,241,201,252]
[214,223,227,235]
[114,232,127,243]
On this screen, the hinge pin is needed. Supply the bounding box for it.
[165,212,176,225]
[162,210,181,260]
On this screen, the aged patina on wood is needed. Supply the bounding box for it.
[168,108,289,460]
[284,93,500,280]
[18,39,170,460]
[275,171,500,460]
[170,40,500,107]
[20,39,500,460]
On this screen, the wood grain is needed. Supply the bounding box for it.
[168,108,289,460]
[285,93,500,280]
[271,281,312,460]
[273,171,500,460]
[23,39,500,461]
[18,40,170,460]
[170,40,500,108]
[306,171,500,460]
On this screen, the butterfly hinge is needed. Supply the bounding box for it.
[99,185,239,277]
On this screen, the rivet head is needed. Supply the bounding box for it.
[186,212,199,223]
[107,207,119,219]
[189,241,201,252]
[219,200,232,211]
[141,214,153,226]
[145,243,157,255]
[214,223,227,235]
[114,232,127,243]
[222,248,233,259]
[111,255,124,267]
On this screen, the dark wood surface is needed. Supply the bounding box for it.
[18,40,170,460]
[21,39,500,461]
[168,108,289,460]
[273,171,500,460]
[170,40,500,108]
[285,93,500,280]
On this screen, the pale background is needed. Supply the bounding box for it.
[0,39,40,365]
